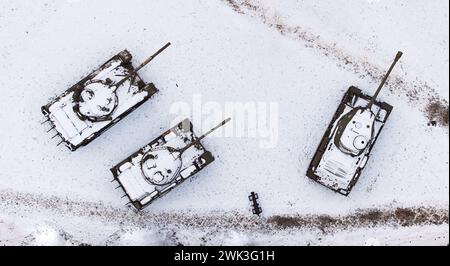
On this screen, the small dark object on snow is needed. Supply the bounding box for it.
[249,192,262,216]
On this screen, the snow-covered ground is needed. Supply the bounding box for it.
[0,0,448,245]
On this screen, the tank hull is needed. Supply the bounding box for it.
[110,119,215,210]
[41,50,158,151]
[307,86,393,195]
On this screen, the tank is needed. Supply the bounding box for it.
[110,118,231,210]
[41,43,171,151]
[307,51,403,195]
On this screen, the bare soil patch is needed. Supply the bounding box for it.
[1,190,447,233]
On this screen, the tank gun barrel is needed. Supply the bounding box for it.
[367,51,403,109]
[179,118,231,154]
[115,42,171,88]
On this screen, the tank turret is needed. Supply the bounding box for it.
[140,118,230,186]
[73,43,171,122]
[333,52,402,157]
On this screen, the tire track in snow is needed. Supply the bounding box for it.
[1,190,448,233]
[222,0,449,127]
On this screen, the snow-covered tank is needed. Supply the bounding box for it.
[111,118,230,210]
[307,52,403,195]
[41,43,170,151]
